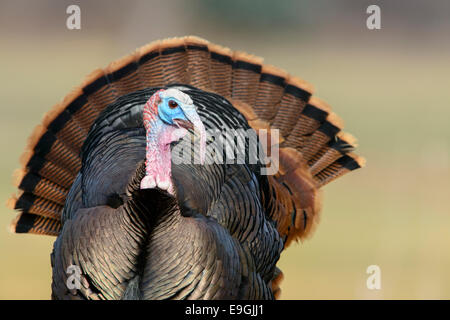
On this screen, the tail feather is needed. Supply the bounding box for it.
[208,43,233,97]
[253,65,287,121]
[137,41,165,88]
[309,132,358,176]
[21,153,74,189]
[33,131,81,174]
[314,153,365,187]
[82,69,120,112]
[284,97,331,149]
[12,192,63,220]
[185,36,211,90]
[270,79,312,137]
[160,38,189,86]
[106,52,146,96]
[68,98,103,132]
[14,170,67,205]
[300,112,343,161]
[231,52,263,106]
[9,36,364,241]
[11,213,60,236]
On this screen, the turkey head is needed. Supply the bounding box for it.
[140,88,206,194]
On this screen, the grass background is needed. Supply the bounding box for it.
[1,0,449,299]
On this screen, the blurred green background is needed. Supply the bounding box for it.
[1,0,449,299]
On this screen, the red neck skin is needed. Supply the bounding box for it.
[140,90,188,194]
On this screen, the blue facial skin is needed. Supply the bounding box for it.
[157,96,189,125]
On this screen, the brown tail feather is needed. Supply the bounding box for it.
[52,119,88,152]
[208,43,233,97]
[160,38,189,86]
[137,41,165,88]
[231,52,263,106]
[185,36,211,90]
[314,153,366,187]
[10,212,60,236]
[13,170,67,205]
[299,112,343,161]
[105,51,146,96]
[20,153,75,189]
[82,69,121,113]
[270,77,313,137]
[65,95,103,133]
[9,36,364,250]
[283,97,331,150]
[309,132,358,176]
[11,192,63,220]
[253,65,287,121]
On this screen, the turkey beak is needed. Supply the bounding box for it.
[173,118,194,131]
[180,107,206,165]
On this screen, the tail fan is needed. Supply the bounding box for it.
[8,36,364,244]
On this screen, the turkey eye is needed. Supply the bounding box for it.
[168,100,178,109]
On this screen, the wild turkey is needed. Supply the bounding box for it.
[8,36,364,300]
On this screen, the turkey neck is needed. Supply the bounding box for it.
[123,162,181,232]
[143,119,173,185]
